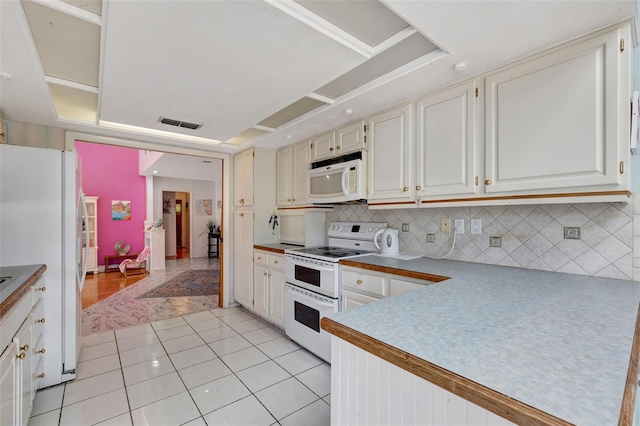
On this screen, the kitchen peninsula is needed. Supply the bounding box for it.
[322,257,640,425]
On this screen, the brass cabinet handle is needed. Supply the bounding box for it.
[329,147,334,152]
[16,353,25,360]
[37,318,45,324]
[403,187,408,192]
[416,186,421,191]
[485,179,492,186]
[263,272,267,276]
[35,373,45,379]
[287,199,291,202]
[336,146,341,150]
[20,344,29,351]
[36,348,45,354]
[356,279,363,285]
[239,213,244,217]
[36,287,46,292]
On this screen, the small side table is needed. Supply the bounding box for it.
[104,253,139,272]
[207,233,220,259]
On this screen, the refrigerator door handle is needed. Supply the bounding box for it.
[78,190,89,290]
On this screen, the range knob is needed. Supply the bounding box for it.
[330,225,336,230]
[367,227,373,232]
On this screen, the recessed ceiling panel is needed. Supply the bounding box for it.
[225,128,268,146]
[99,1,367,141]
[295,0,408,47]
[59,0,102,16]
[22,0,100,87]
[258,97,325,129]
[315,32,440,99]
[48,82,97,123]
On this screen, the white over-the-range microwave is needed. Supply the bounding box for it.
[307,156,367,203]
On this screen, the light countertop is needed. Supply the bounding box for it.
[0,264,46,319]
[326,256,640,425]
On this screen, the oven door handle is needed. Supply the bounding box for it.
[286,260,335,273]
[286,286,336,308]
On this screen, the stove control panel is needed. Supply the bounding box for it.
[327,222,386,241]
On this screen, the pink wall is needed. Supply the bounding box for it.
[76,142,146,265]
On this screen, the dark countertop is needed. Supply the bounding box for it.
[254,243,305,254]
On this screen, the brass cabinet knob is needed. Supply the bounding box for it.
[36,287,46,292]
[356,279,363,285]
[263,272,267,276]
[257,257,261,260]
[485,179,492,186]
[16,353,25,360]
[268,273,272,277]
[292,198,295,202]
[274,260,278,264]
[329,147,334,152]
[239,213,244,217]
[336,146,341,150]
[20,344,29,351]
[37,318,45,324]
[403,187,408,192]
[36,348,45,354]
[35,373,45,379]
[416,186,421,191]
[287,199,291,202]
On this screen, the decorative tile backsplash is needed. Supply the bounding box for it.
[330,194,640,281]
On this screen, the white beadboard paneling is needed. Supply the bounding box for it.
[331,199,635,280]
[331,337,516,426]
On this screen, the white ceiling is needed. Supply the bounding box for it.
[0,0,636,153]
[140,152,222,182]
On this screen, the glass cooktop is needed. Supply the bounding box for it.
[289,246,372,260]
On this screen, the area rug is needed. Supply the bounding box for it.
[136,269,219,299]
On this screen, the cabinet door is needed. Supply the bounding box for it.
[485,27,629,194]
[416,80,479,198]
[291,141,310,205]
[14,316,34,426]
[341,289,381,311]
[234,150,254,206]
[233,210,254,306]
[0,343,19,426]
[311,131,335,161]
[276,147,292,206]
[336,121,365,155]
[253,264,269,317]
[367,104,414,202]
[269,268,286,328]
[389,278,424,296]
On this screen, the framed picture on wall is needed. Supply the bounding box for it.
[112,200,131,220]
[196,199,212,216]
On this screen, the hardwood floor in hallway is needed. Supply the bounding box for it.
[82,271,147,309]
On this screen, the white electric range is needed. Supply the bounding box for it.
[283,222,385,362]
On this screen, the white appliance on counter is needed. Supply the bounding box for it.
[284,221,385,362]
[0,144,86,387]
[307,153,367,203]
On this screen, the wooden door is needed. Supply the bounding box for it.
[175,200,182,247]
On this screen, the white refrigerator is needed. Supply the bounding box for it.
[0,144,86,387]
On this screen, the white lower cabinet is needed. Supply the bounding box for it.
[0,280,46,426]
[247,250,285,328]
[331,337,514,425]
[341,266,432,310]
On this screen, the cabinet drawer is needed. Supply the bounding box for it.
[32,300,44,339]
[389,278,425,296]
[342,270,387,296]
[269,255,284,271]
[31,278,46,305]
[254,251,269,266]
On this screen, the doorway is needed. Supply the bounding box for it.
[162,191,191,260]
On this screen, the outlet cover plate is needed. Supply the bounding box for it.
[441,217,451,233]
[489,236,502,247]
[454,219,464,234]
[402,223,410,232]
[426,234,436,243]
[564,227,580,239]
[471,218,481,235]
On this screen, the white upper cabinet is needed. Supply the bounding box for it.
[367,103,414,202]
[484,25,630,195]
[276,147,292,206]
[311,131,336,162]
[336,121,366,154]
[416,80,479,199]
[233,149,254,207]
[277,140,310,207]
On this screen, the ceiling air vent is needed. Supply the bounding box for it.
[159,117,203,130]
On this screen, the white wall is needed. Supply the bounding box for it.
[154,176,216,258]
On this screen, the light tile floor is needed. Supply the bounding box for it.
[29,307,331,426]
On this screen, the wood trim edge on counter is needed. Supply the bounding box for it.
[0,265,46,319]
[339,259,450,282]
[253,245,286,254]
[321,317,571,426]
[619,303,640,425]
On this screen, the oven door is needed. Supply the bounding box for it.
[285,255,338,298]
[285,283,338,363]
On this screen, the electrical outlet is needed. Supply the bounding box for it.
[471,218,481,235]
[426,233,436,243]
[564,227,580,239]
[454,219,464,234]
[489,236,502,247]
[441,217,451,233]
[401,223,410,232]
